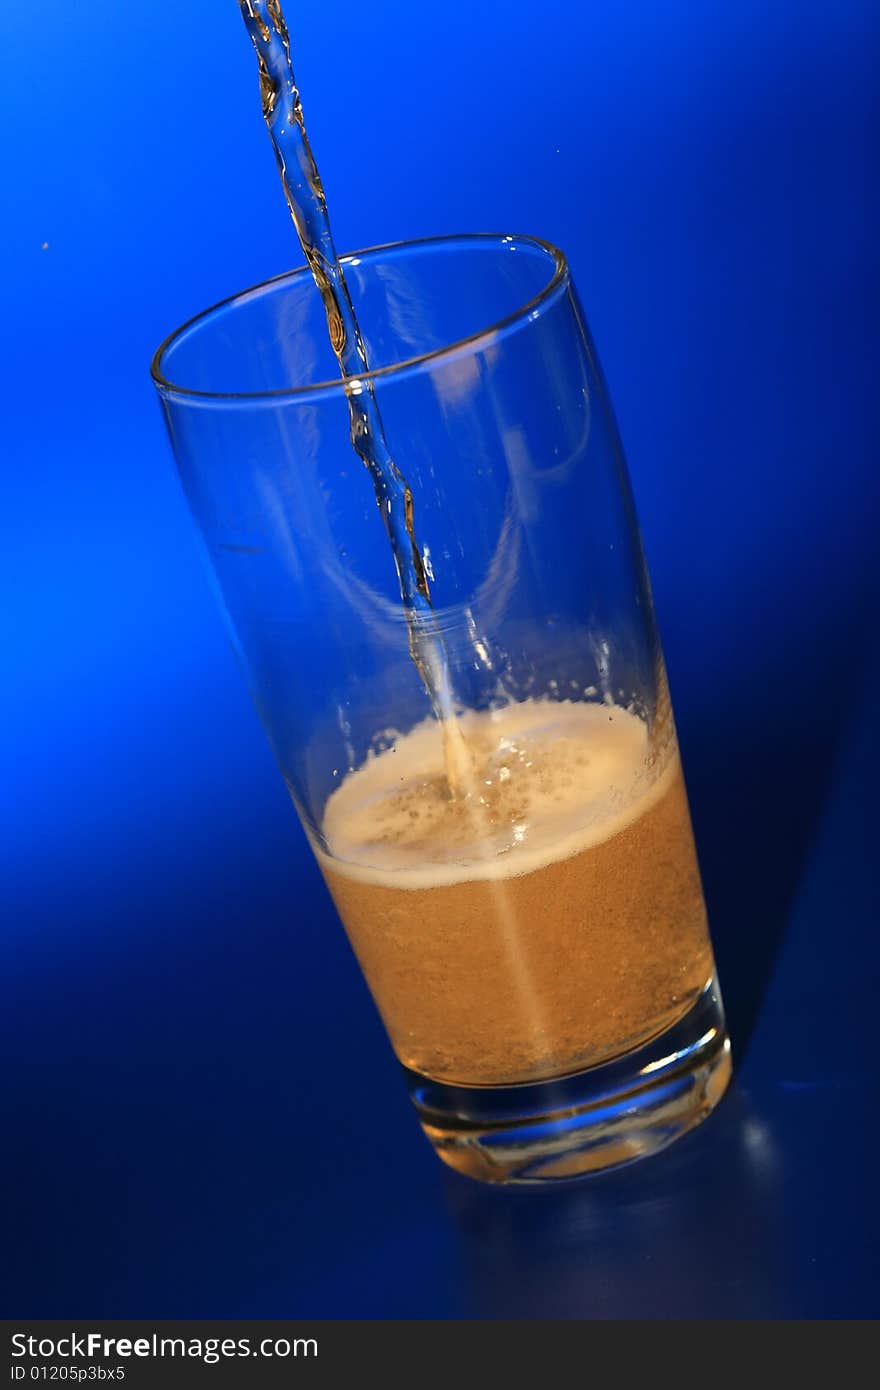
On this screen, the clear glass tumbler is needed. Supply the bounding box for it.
[152,234,730,1183]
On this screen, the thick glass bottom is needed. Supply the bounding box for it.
[405,980,730,1184]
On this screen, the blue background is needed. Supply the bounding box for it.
[2,0,877,1317]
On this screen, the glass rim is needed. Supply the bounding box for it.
[150,232,569,404]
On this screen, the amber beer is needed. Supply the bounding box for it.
[315,699,715,1087]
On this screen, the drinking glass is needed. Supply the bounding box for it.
[152,234,730,1183]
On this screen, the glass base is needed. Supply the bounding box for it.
[405,981,731,1184]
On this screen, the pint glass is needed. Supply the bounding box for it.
[152,235,730,1182]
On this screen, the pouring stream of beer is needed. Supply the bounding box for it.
[238,0,473,795]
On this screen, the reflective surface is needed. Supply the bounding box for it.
[4,648,877,1316]
[3,0,877,1316]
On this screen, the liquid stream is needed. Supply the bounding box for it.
[238,0,472,793]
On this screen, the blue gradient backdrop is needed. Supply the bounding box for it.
[2,1,877,1316]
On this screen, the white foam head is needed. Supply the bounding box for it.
[317,700,675,889]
